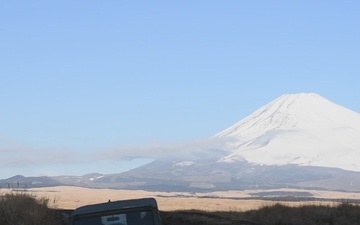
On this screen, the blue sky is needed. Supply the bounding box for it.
[0,1,359,178]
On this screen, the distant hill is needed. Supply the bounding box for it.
[0,175,61,189]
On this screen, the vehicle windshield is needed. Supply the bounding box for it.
[73,210,155,225]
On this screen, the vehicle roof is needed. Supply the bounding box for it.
[72,198,158,217]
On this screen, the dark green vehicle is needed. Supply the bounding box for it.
[71,198,162,225]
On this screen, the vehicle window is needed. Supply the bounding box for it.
[74,210,155,225]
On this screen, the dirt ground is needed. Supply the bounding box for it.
[1,186,360,211]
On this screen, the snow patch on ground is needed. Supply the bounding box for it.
[174,161,195,167]
[89,175,104,181]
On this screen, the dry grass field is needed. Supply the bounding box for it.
[2,186,360,211]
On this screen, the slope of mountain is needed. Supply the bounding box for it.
[216,93,360,171]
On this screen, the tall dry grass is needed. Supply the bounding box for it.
[0,192,62,225]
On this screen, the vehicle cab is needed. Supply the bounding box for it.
[71,198,162,225]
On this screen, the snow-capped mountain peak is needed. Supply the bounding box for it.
[216,93,360,171]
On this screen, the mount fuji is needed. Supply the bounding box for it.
[216,93,360,172]
[2,93,360,192]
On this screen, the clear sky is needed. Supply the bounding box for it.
[1,1,359,178]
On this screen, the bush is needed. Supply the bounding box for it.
[243,203,360,225]
[0,192,62,225]
[161,203,360,225]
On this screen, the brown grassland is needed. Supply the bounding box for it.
[2,186,360,211]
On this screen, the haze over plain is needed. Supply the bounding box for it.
[0,1,359,178]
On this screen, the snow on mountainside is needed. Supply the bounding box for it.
[216,93,360,172]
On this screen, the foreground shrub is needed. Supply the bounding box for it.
[244,203,360,225]
[161,210,260,225]
[0,192,62,225]
[161,203,360,225]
